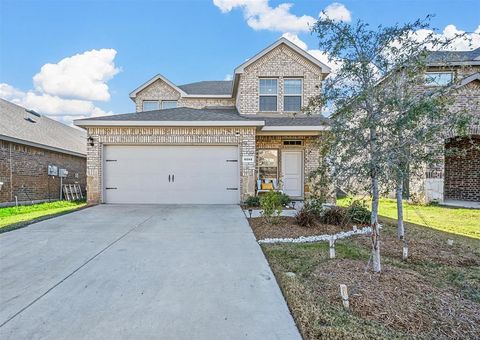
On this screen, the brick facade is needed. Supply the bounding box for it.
[414,74,480,203]
[237,44,324,115]
[133,44,324,116]
[85,41,329,204]
[0,140,86,205]
[85,127,256,204]
[444,135,480,201]
[255,135,323,197]
[134,79,235,112]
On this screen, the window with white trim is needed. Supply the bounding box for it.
[424,72,453,86]
[142,100,159,111]
[162,100,177,109]
[283,79,302,112]
[259,78,278,112]
[257,149,278,180]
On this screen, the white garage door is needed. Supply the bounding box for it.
[103,145,239,204]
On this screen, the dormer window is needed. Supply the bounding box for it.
[284,79,302,112]
[259,78,278,112]
[425,72,453,86]
[143,100,159,111]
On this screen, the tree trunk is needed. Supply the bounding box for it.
[371,175,381,273]
[396,173,405,240]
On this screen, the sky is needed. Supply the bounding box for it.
[0,0,479,125]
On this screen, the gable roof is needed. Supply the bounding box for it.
[234,37,331,74]
[454,72,480,88]
[178,81,233,96]
[74,107,330,131]
[0,99,86,157]
[129,74,188,99]
[129,38,332,100]
[427,47,480,66]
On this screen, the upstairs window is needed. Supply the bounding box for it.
[259,78,278,112]
[162,101,177,109]
[284,79,302,112]
[425,72,453,86]
[143,100,159,111]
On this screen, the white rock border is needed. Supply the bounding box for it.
[258,226,373,244]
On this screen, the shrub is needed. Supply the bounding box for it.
[319,206,347,226]
[260,191,283,223]
[346,200,371,225]
[307,198,325,214]
[244,195,260,207]
[279,193,292,206]
[295,203,317,228]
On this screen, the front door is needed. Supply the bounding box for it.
[281,150,303,197]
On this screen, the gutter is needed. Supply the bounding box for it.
[74,120,265,127]
[0,135,86,158]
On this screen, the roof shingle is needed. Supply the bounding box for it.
[0,99,86,156]
[178,81,233,95]
[75,106,330,127]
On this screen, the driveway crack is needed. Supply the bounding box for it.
[0,215,154,328]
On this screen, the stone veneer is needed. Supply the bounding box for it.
[255,135,324,198]
[85,126,256,204]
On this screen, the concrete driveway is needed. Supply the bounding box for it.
[0,205,300,340]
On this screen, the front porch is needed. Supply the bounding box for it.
[254,135,323,200]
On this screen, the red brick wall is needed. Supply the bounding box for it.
[444,135,480,202]
[0,140,86,204]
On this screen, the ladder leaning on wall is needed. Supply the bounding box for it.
[62,184,84,201]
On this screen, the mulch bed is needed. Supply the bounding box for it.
[349,224,480,267]
[249,216,352,240]
[311,258,480,338]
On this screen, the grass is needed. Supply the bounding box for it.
[0,200,87,231]
[262,220,480,339]
[338,197,480,239]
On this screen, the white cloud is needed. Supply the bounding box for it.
[282,32,307,49]
[224,74,233,81]
[0,48,118,124]
[412,24,480,51]
[33,48,119,101]
[319,2,351,23]
[213,0,315,33]
[281,33,341,75]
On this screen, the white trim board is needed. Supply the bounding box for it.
[74,120,265,127]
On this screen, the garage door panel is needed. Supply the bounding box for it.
[103,145,239,204]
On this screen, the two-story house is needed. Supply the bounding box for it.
[75,38,331,204]
[411,47,480,205]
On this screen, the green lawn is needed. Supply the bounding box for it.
[338,197,480,239]
[0,200,87,230]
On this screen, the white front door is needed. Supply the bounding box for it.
[281,150,303,197]
[103,145,239,204]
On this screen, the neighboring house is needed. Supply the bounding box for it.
[0,99,87,206]
[410,47,480,204]
[75,38,331,204]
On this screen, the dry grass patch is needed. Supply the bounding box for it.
[249,216,351,240]
[312,259,480,338]
[261,220,480,339]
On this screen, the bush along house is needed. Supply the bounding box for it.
[74,38,332,205]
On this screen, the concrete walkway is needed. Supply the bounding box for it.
[0,205,300,340]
